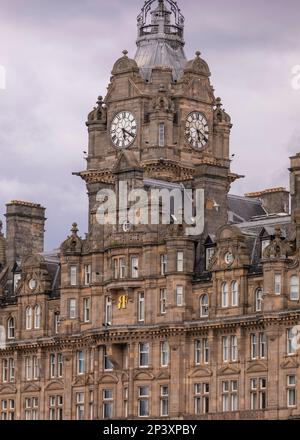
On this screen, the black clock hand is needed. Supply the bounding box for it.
[123,128,134,138]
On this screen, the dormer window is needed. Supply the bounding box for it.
[261,240,270,258]
[205,247,215,271]
[13,273,21,293]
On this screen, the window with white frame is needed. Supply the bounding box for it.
[84,264,92,286]
[221,283,228,308]
[24,397,39,420]
[139,343,149,368]
[176,285,184,307]
[195,339,209,365]
[160,341,169,367]
[2,359,8,383]
[158,123,165,147]
[7,317,15,339]
[131,256,139,279]
[49,395,63,420]
[103,389,113,419]
[76,393,84,420]
[105,296,112,325]
[104,347,113,371]
[160,289,167,314]
[54,312,60,334]
[138,292,145,322]
[287,375,296,407]
[77,350,85,375]
[194,383,210,415]
[274,274,282,295]
[205,247,215,271]
[231,336,238,362]
[290,275,299,301]
[222,335,238,363]
[287,328,296,355]
[250,378,267,410]
[160,254,167,276]
[200,294,209,317]
[123,387,128,418]
[70,266,77,286]
[255,288,263,312]
[0,399,15,420]
[68,299,77,319]
[34,305,41,329]
[120,258,126,279]
[13,273,21,293]
[231,281,238,307]
[251,333,267,360]
[138,386,149,417]
[160,386,169,417]
[50,353,63,378]
[83,297,91,323]
[222,336,229,362]
[26,306,32,330]
[222,380,238,412]
[25,356,38,381]
[177,251,184,272]
[2,358,15,383]
[259,333,267,359]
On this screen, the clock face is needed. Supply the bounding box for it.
[224,252,234,265]
[110,111,137,148]
[185,112,209,149]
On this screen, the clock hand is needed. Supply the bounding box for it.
[123,128,134,138]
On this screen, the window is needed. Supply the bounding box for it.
[251,333,266,360]
[200,294,209,317]
[49,395,63,420]
[131,256,139,279]
[194,383,210,415]
[50,354,56,378]
[261,239,270,257]
[287,328,296,355]
[1,358,15,384]
[222,336,229,362]
[0,399,15,420]
[138,386,149,417]
[7,317,15,339]
[290,276,299,301]
[120,258,126,279]
[54,313,60,334]
[26,306,32,330]
[231,336,238,362]
[104,347,113,371]
[124,387,128,418]
[89,391,93,420]
[160,289,167,314]
[138,292,145,323]
[158,123,165,147]
[113,257,126,279]
[160,254,167,276]
[70,266,77,286]
[139,343,149,368]
[68,299,77,319]
[33,356,39,380]
[50,353,63,378]
[34,305,41,329]
[222,335,238,363]
[13,273,21,293]
[251,334,257,360]
[83,298,91,323]
[160,386,169,417]
[274,274,281,295]
[2,359,8,383]
[255,288,263,312]
[58,354,63,377]
[221,283,228,308]
[259,333,267,359]
[222,381,238,412]
[103,389,113,419]
[161,341,169,367]
[206,247,215,271]
[105,296,112,326]
[177,251,184,272]
[231,281,238,307]
[77,351,85,375]
[250,378,267,410]
[287,375,296,407]
[25,357,32,381]
[176,285,184,307]
[76,393,84,420]
[24,397,39,420]
[195,339,209,365]
[84,264,92,286]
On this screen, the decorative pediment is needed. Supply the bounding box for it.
[0,384,17,394]
[280,357,299,369]
[98,374,119,384]
[218,365,240,376]
[246,361,268,374]
[133,371,155,381]
[87,96,107,124]
[22,383,41,393]
[45,380,64,391]
[263,226,293,260]
[60,223,83,255]
[156,370,171,380]
[184,51,211,77]
[189,367,212,378]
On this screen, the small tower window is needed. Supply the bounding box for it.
[158,123,165,147]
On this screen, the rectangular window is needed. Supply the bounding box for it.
[177,251,184,272]
[103,389,113,419]
[231,336,238,362]
[76,393,84,420]
[120,258,126,279]
[161,341,169,367]
[131,257,139,279]
[77,351,85,375]
[70,266,77,286]
[54,313,60,334]
[83,298,91,323]
[104,347,114,371]
[287,375,296,407]
[9,358,15,382]
[176,285,184,307]
[124,387,128,418]
[139,343,149,368]
[287,328,296,355]
[194,383,210,415]
[274,274,282,295]
[113,258,118,279]
[25,357,32,381]
[222,381,238,412]
[69,299,77,319]
[259,333,267,359]
[138,386,149,417]
[160,289,167,314]
[138,292,145,323]
[160,254,167,276]
[206,247,215,271]
[58,354,63,377]
[84,264,91,286]
[195,339,209,365]
[49,395,63,420]
[251,334,257,360]
[160,386,169,417]
[223,336,229,362]
[105,296,112,326]
[50,354,56,378]
[158,123,165,147]
[33,356,39,380]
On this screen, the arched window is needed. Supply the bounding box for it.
[231,281,238,307]
[34,305,41,329]
[7,317,15,339]
[200,294,209,317]
[221,283,228,308]
[290,276,299,301]
[26,306,32,330]
[255,288,263,312]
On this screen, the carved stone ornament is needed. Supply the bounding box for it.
[263,226,293,259]
[60,223,83,255]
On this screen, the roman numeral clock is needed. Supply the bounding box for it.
[110,111,137,148]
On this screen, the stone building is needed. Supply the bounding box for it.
[0,0,299,420]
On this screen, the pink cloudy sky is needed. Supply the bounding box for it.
[0,0,300,249]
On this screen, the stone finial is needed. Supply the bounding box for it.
[122,50,128,57]
[215,97,222,108]
[97,96,103,106]
[195,51,201,58]
[274,225,281,238]
[71,223,79,237]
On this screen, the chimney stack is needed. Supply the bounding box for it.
[5,201,46,265]
[245,187,290,215]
